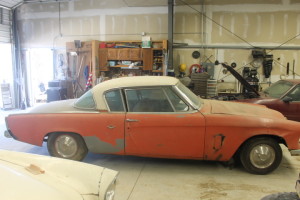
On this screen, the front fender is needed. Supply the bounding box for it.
[203,114,300,161]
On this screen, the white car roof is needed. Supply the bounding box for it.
[92,76,179,110]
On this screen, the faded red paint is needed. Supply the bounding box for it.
[6,113,126,154]
[6,107,300,162]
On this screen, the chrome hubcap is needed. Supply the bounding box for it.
[55,135,78,158]
[250,144,275,169]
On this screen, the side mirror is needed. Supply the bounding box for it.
[282,96,293,103]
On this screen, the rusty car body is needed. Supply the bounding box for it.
[4,76,300,174]
[0,150,118,200]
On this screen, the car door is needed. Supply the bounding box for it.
[124,86,206,159]
[88,89,126,154]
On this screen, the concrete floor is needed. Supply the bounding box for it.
[0,109,299,200]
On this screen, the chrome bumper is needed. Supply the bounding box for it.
[4,130,12,138]
[290,149,300,156]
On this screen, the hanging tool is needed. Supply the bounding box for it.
[293,60,295,79]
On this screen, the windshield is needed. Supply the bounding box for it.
[74,90,96,109]
[175,82,202,109]
[264,80,294,98]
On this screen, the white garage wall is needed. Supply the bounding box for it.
[13,0,300,94]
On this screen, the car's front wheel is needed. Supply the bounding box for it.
[47,133,88,161]
[239,137,282,175]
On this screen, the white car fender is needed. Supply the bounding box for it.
[0,150,118,200]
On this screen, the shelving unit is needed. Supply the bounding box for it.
[98,40,167,75]
[1,83,13,110]
[152,49,164,73]
[66,39,168,97]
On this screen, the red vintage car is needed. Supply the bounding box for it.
[237,79,300,122]
[4,76,300,174]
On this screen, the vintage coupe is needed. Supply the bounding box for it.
[0,150,118,200]
[4,76,300,174]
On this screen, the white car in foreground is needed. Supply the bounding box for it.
[0,150,118,200]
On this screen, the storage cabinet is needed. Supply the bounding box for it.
[142,48,152,71]
[107,49,118,60]
[66,40,168,94]
[106,48,142,61]
[118,49,130,60]
[130,49,142,60]
[152,49,164,72]
[99,40,167,74]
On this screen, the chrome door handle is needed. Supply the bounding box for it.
[107,125,116,129]
[126,119,139,122]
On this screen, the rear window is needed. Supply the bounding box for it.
[74,90,96,109]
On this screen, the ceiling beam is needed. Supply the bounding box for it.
[0,4,11,10]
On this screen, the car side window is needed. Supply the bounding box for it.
[286,85,300,102]
[105,89,125,112]
[164,87,189,111]
[74,90,96,109]
[126,88,174,112]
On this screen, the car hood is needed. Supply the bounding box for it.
[0,150,118,200]
[28,99,97,113]
[204,100,285,120]
[236,93,278,104]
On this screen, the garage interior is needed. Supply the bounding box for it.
[0,0,300,199]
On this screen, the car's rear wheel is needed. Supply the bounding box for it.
[239,137,282,175]
[47,133,88,161]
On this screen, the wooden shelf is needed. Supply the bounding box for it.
[110,65,142,68]
[98,40,167,75]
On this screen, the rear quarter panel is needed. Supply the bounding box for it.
[6,113,125,154]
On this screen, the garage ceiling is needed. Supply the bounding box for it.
[0,0,74,10]
[0,0,23,9]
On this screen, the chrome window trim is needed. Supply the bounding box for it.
[172,85,200,110]
[103,89,126,113]
[163,87,191,112]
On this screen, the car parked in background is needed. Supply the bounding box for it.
[0,150,118,200]
[4,76,300,174]
[237,79,300,122]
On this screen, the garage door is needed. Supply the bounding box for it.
[0,8,11,43]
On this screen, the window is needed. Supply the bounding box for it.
[285,85,300,102]
[164,87,189,111]
[74,90,96,109]
[126,88,173,112]
[176,82,202,109]
[264,80,294,98]
[105,90,125,112]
